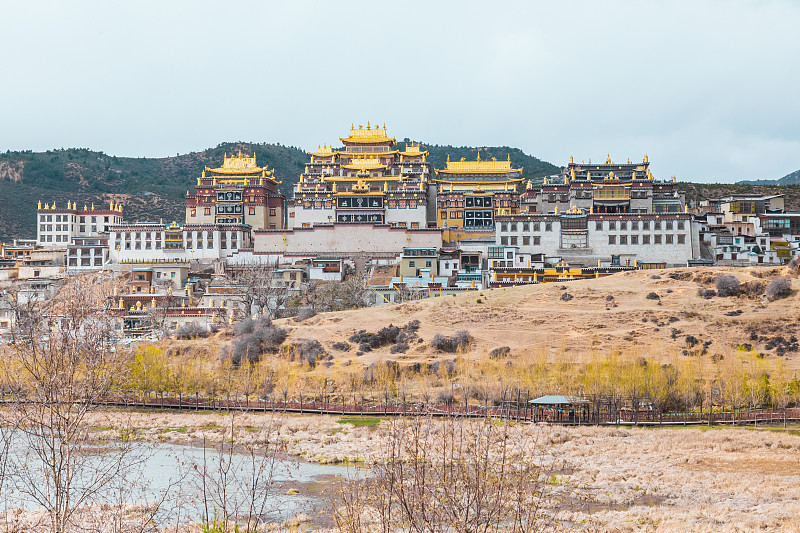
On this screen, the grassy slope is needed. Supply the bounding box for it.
[276,266,800,371]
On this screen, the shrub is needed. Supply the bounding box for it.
[233,317,256,336]
[650,275,662,280]
[697,288,716,299]
[646,292,660,300]
[740,280,766,298]
[685,335,699,347]
[715,275,740,297]
[431,330,473,353]
[489,346,511,359]
[349,321,419,352]
[390,342,409,354]
[175,322,208,340]
[227,318,287,365]
[766,277,792,301]
[295,307,317,322]
[292,339,327,368]
[560,293,573,301]
[332,341,351,352]
[476,298,483,304]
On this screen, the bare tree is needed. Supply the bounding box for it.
[195,413,290,532]
[3,275,134,533]
[227,263,287,319]
[333,416,555,533]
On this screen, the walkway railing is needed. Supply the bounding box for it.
[96,394,800,426]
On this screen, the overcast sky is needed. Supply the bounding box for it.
[1,1,798,182]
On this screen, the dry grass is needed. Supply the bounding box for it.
[84,410,800,531]
[261,266,800,370]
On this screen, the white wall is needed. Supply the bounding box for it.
[252,225,442,255]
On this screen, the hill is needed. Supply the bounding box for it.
[0,142,558,242]
[276,265,800,371]
[679,182,800,210]
[738,168,800,186]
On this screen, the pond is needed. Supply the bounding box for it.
[1,437,349,528]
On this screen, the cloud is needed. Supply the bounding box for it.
[0,0,798,182]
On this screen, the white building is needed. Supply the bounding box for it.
[108,222,252,263]
[36,201,124,246]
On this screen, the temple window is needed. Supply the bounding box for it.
[677,221,685,230]
[642,221,650,230]
[609,235,616,245]
[533,223,540,232]
[523,236,530,245]
[620,235,628,245]
[666,221,674,230]
[655,221,662,230]
[655,235,662,244]
[678,234,686,244]
[500,223,508,233]
[510,223,517,232]
[666,234,674,244]
[608,221,616,230]
[522,223,529,232]
[595,221,603,231]
[643,235,650,244]
[631,235,639,244]
[501,237,508,245]
[631,221,639,230]
[545,223,552,232]
[510,236,518,246]
[620,221,627,230]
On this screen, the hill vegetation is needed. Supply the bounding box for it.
[0,141,558,241]
[738,168,800,186]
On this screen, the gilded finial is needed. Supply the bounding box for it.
[38,201,42,209]
[644,154,649,163]
[570,155,574,164]
[446,154,450,163]
[476,153,481,162]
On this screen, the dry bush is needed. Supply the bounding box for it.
[766,277,792,301]
[224,317,287,364]
[294,307,317,322]
[697,288,716,298]
[645,292,660,300]
[489,346,511,359]
[332,341,351,352]
[175,322,209,340]
[740,280,766,298]
[715,274,741,297]
[430,330,472,353]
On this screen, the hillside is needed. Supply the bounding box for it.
[275,266,800,371]
[0,142,558,242]
[679,182,800,210]
[738,168,800,186]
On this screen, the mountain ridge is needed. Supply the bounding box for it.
[0,142,558,241]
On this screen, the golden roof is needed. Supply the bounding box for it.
[436,154,522,175]
[342,157,387,171]
[400,142,428,156]
[310,143,335,157]
[206,151,274,176]
[340,122,395,144]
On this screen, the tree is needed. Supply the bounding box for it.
[333,416,554,533]
[4,275,135,533]
[227,262,288,319]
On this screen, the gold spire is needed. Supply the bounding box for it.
[570,155,574,164]
[644,154,649,163]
